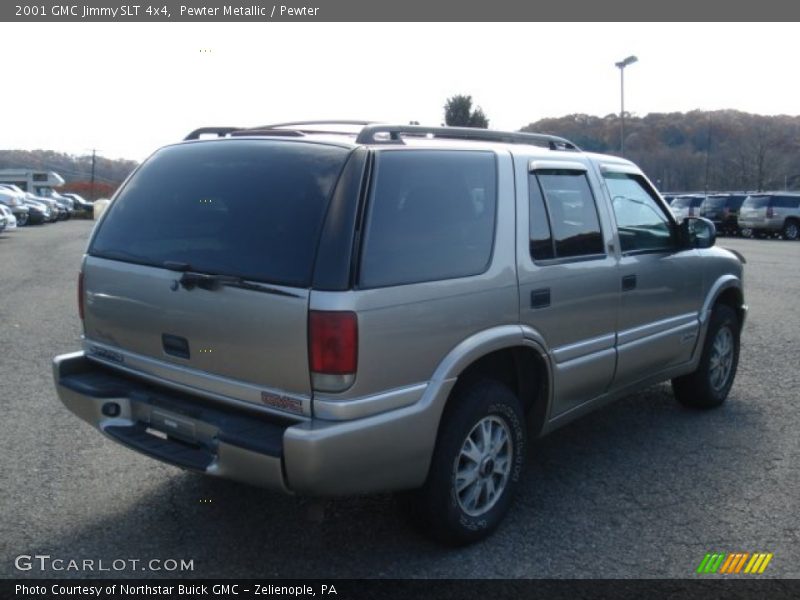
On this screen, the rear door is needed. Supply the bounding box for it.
[83,139,351,414]
[516,158,620,417]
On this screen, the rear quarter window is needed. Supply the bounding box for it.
[359,150,497,288]
[89,140,349,287]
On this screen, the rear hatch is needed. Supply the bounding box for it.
[83,139,350,411]
[701,196,728,222]
[739,195,770,224]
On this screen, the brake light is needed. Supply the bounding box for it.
[766,206,775,218]
[78,271,84,320]
[309,310,358,392]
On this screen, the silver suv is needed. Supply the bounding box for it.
[53,122,747,544]
[738,193,800,240]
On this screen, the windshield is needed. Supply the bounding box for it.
[90,140,349,287]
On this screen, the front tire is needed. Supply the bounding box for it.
[408,379,526,545]
[672,305,740,409]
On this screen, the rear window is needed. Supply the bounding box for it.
[672,196,705,208]
[359,150,497,288]
[743,196,770,209]
[90,140,349,287]
[704,196,728,209]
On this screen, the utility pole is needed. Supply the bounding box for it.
[90,149,97,200]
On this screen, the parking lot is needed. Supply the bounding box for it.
[1,219,798,579]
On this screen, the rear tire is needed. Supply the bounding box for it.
[782,219,799,241]
[672,305,740,409]
[406,379,526,545]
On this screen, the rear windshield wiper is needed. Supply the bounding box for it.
[172,269,300,298]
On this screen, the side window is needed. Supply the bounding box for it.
[528,169,604,261]
[529,176,555,260]
[775,196,800,209]
[359,150,497,288]
[604,173,674,253]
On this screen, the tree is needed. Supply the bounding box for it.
[444,94,490,128]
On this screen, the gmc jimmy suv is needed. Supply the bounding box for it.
[53,121,746,544]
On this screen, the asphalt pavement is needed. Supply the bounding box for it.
[1,220,798,579]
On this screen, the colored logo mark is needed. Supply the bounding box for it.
[696,552,773,574]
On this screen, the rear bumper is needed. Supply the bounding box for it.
[738,217,781,230]
[53,352,450,495]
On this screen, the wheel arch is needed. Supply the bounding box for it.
[430,325,553,439]
[702,275,746,327]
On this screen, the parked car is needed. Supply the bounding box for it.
[700,194,747,236]
[50,190,75,215]
[669,194,706,221]
[22,198,50,224]
[0,204,18,229]
[61,192,94,218]
[26,193,62,221]
[0,188,30,226]
[0,209,6,233]
[661,193,677,206]
[53,122,746,544]
[738,193,800,240]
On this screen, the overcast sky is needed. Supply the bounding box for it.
[1,22,798,161]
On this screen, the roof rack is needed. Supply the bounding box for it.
[355,124,580,151]
[184,127,242,141]
[184,121,382,142]
[255,120,380,130]
[183,122,581,151]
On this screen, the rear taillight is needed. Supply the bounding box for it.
[766,206,775,218]
[309,310,358,392]
[78,271,85,320]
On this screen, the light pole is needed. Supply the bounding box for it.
[615,55,638,157]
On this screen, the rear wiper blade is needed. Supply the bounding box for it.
[177,271,300,298]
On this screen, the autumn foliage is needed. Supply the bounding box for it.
[60,181,117,201]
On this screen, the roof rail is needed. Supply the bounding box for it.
[185,121,382,141]
[230,129,305,138]
[184,127,243,141]
[255,120,380,130]
[355,124,580,151]
[240,120,382,137]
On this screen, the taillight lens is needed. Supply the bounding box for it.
[78,271,84,320]
[309,310,357,392]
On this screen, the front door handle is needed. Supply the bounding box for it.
[622,274,637,292]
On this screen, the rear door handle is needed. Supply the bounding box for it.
[530,288,551,309]
[622,274,637,292]
[162,334,190,359]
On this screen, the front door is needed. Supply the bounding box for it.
[600,167,703,390]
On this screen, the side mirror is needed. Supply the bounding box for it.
[679,217,716,249]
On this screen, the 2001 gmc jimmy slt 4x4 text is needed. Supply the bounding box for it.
[54,122,746,543]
